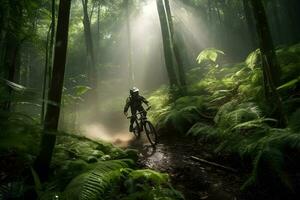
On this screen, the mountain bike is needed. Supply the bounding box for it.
[127,108,158,146]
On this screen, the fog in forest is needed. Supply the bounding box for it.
[5,0,296,145]
[71,0,215,144]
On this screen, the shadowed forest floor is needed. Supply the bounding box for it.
[129,133,247,200]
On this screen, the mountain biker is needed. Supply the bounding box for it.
[124,87,150,132]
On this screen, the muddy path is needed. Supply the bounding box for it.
[128,134,247,200]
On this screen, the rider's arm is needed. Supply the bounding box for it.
[123,97,130,115]
[140,96,150,107]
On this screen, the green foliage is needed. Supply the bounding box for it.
[123,169,184,200]
[214,101,262,130]
[157,106,201,134]
[0,110,40,154]
[64,160,131,200]
[277,76,300,91]
[186,122,219,141]
[26,133,183,200]
[245,49,261,70]
[148,44,300,194]
[196,48,225,67]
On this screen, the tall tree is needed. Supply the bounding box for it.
[1,0,23,111]
[124,0,134,87]
[41,0,56,123]
[156,0,177,88]
[250,0,280,87]
[164,0,186,89]
[242,0,257,50]
[81,0,98,100]
[34,0,72,180]
[250,0,286,127]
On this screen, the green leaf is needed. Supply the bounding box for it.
[74,85,92,96]
[277,76,300,90]
[196,48,225,64]
[246,49,261,70]
[2,79,27,92]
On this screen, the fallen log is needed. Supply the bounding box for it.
[190,156,238,173]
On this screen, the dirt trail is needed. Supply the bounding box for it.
[129,134,246,200]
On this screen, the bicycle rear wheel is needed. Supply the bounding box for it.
[144,121,158,145]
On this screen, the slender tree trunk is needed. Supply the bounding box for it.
[270,1,283,45]
[164,0,186,89]
[156,0,177,87]
[96,1,101,63]
[124,0,134,87]
[285,0,300,42]
[2,1,22,111]
[242,0,257,50]
[250,0,286,127]
[41,0,56,123]
[48,0,56,85]
[250,0,280,87]
[81,0,98,98]
[41,24,52,123]
[34,0,71,180]
[0,0,9,76]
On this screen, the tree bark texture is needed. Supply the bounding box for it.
[156,0,178,87]
[34,0,72,180]
[82,0,98,94]
[164,0,186,88]
[242,0,257,50]
[250,0,280,87]
[124,0,134,87]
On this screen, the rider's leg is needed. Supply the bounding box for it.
[129,117,135,132]
[129,109,137,132]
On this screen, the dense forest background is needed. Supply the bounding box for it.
[1,0,300,199]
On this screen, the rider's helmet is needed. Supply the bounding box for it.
[130,87,139,97]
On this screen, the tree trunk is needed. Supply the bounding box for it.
[81,0,98,98]
[156,0,177,87]
[2,0,22,111]
[242,0,257,50]
[34,0,71,180]
[164,0,186,89]
[48,0,56,85]
[285,0,300,42]
[250,0,286,127]
[250,0,280,87]
[41,0,56,123]
[96,1,101,63]
[270,1,283,45]
[41,24,52,123]
[124,0,134,87]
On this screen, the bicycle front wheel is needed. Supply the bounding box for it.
[132,119,140,137]
[144,121,158,145]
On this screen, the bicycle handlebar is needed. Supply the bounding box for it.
[126,106,151,119]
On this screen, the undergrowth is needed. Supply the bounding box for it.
[148,44,300,197]
[0,111,183,200]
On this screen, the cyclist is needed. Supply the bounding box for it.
[124,87,150,132]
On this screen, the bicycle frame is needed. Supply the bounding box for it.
[128,111,147,132]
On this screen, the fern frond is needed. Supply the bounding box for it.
[186,122,219,141]
[64,159,132,200]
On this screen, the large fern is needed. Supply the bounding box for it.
[186,122,219,141]
[64,159,133,200]
[157,106,201,134]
